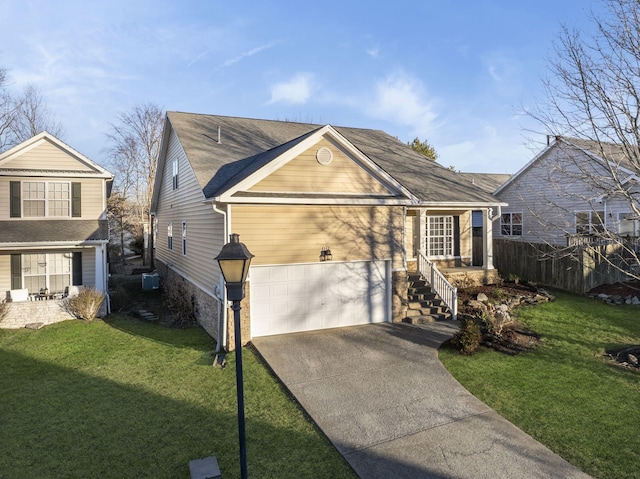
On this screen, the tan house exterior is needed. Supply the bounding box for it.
[0,132,113,328]
[151,112,504,348]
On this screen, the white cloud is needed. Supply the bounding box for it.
[366,72,438,137]
[366,48,379,58]
[267,73,314,105]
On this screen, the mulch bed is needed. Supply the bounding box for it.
[457,282,543,355]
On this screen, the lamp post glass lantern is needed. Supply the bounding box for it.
[215,233,254,479]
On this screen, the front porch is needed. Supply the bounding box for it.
[440,266,502,288]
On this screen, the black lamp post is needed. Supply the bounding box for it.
[215,233,254,479]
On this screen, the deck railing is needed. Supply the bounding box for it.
[417,252,458,320]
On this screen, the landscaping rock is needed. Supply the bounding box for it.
[476,292,489,302]
[25,322,44,330]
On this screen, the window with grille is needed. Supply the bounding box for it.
[427,216,453,256]
[576,210,604,235]
[500,212,522,236]
[22,181,71,217]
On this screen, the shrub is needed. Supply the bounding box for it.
[109,283,130,313]
[162,279,196,326]
[450,319,482,355]
[66,288,105,321]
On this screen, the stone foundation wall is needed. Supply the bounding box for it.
[391,270,408,323]
[156,260,223,346]
[0,300,75,329]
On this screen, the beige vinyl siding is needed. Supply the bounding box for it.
[82,249,96,288]
[231,204,404,269]
[2,139,97,171]
[74,178,106,218]
[154,129,225,293]
[0,254,9,293]
[249,138,392,195]
[406,210,415,258]
[0,177,105,220]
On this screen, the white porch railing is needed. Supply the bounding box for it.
[417,252,458,320]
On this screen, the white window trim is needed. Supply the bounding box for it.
[427,216,454,258]
[22,252,72,294]
[182,221,187,256]
[22,180,72,218]
[618,212,639,236]
[172,160,179,190]
[168,222,173,250]
[575,210,605,235]
[500,212,523,236]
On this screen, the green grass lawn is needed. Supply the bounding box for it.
[440,291,640,479]
[0,316,357,479]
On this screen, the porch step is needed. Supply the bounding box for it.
[404,273,453,323]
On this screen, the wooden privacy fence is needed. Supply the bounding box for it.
[493,239,633,294]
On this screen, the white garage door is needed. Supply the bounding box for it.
[250,260,390,337]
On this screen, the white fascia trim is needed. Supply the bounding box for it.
[220,196,413,206]
[0,132,113,177]
[417,202,508,209]
[0,240,108,250]
[219,125,418,203]
[0,170,112,179]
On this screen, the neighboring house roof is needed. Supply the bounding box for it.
[0,131,113,179]
[0,220,109,244]
[455,172,512,195]
[157,112,503,208]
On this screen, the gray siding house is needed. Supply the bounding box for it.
[494,136,640,246]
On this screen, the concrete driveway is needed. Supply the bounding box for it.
[252,322,592,479]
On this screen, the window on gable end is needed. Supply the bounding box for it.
[172,160,179,190]
[168,222,173,250]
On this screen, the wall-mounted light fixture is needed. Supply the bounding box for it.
[319,246,332,262]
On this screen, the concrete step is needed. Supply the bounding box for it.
[406,305,447,317]
[137,309,159,322]
[408,292,439,302]
[403,313,450,324]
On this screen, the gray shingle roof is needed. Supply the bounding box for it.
[166,112,502,206]
[562,137,639,172]
[455,173,512,195]
[0,220,109,244]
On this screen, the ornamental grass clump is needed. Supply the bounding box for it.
[66,288,105,321]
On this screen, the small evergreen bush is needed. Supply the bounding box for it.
[450,319,482,355]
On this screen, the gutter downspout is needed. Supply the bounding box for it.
[212,202,228,352]
[490,205,502,222]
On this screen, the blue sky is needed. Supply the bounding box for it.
[1,0,600,173]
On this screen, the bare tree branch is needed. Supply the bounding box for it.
[526,0,640,280]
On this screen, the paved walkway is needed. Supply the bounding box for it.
[252,322,592,479]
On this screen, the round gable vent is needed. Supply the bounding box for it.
[316,147,333,165]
